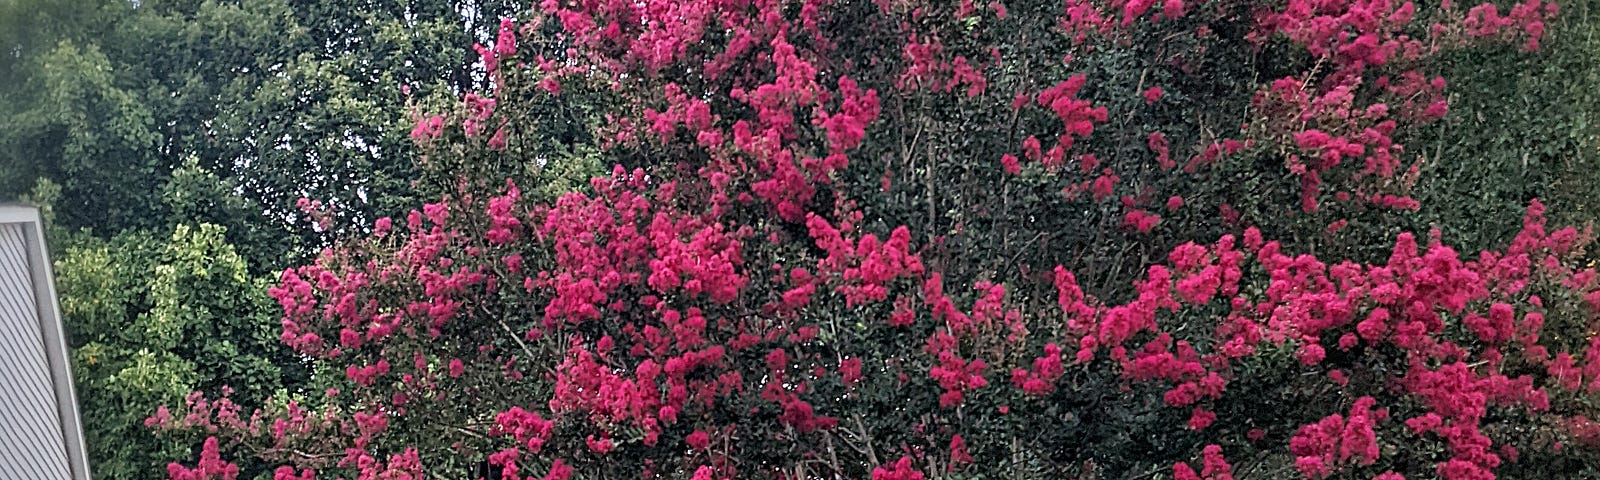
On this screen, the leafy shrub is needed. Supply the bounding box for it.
[59,223,299,479]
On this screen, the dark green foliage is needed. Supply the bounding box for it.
[1411,2,1600,254]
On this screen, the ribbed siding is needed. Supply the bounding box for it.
[0,223,71,480]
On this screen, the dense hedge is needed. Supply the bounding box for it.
[155,0,1600,479]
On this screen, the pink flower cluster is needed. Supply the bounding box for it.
[871,457,925,480]
[898,35,989,97]
[1289,397,1385,477]
[806,216,924,307]
[1173,444,1233,480]
[167,437,238,480]
[1036,75,1109,152]
[1463,0,1558,51]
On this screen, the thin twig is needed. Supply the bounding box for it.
[852,414,881,467]
[496,315,539,363]
[825,431,844,479]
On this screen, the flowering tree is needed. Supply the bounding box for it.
[154,0,1600,479]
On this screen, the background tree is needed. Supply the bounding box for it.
[57,219,298,479]
[1,0,532,268]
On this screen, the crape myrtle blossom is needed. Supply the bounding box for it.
[157,0,1589,478]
